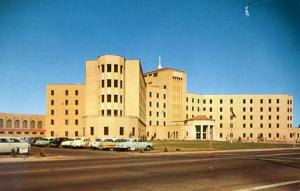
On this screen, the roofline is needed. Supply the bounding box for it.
[47,83,85,86]
[0,112,45,117]
[186,92,293,96]
[144,67,186,75]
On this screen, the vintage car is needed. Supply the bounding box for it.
[50,137,70,148]
[71,137,90,148]
[116,138,153,151]
[98,138,117,150]
[35,137,55,147]
[0,137,31,154]
[61,138,75,148]
[89,138,104,149]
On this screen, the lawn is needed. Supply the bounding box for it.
[151,140,299,152]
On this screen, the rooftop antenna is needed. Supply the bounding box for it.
[158,56,162,69]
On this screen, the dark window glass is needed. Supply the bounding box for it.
[114,64,118,73]
[104,127,109,135]
[107,64,111,72]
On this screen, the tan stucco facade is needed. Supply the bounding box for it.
[43,53,299,142]
[0,112,45,137]
[46,55,146,139]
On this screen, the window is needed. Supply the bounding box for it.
[269,133,271,138]
[107,110,111,116]
[113,80,118,88]
[243,115,246,120]
[101,95,105,102]
[51,100,54,105]
[90,127,94,136]
[243,123,246,128]
[276,133,279,138]
[113,95,118,103]
[260,123,263,128]
[120,96,123,103]
[250,107,253,112]
[114,64,118,73]
[250,99,253,104]
[149,92,152,97]
[120,65,123,74]
[163,103,166,108]
[209,99,212,104]
[75,100,78,105]
[250,115,253,120]
[75,131,78,137]
[269,115,271,120]
[243,99,246,104]
[51,90,54,96]
[51,131,54,137]
[220,133,223,138]
[157,102,159,108]
[149,101,152,107]
[65,100,68,105]
[75,109,78,115]
[203,99,206,104]
[75,90,79,96]
[243,107,246,112]
[120,81,123,89]
[156,121,159,126]
[107,64,111,72]
[230,99,233,104]
[220,123,223,128]
[157,93,159,98]
[149,121,152,126]
[104,127,109,135]
[30,120,35,128]
[107,95,111,102]
[186,106,188,111]
[268,123,271,128]
[209,107,212,112]
[14,120,20,128]
[101,110,104,116]
[220,99,223,104]
[277,107,279,112]
[65,131,68,137]
[250,133,253,138]
[250,123,253,128]
[132,127,135,136]
[102,80,105,88]
[203,107,206,111]
[50,120,54,125]
[114,110,118,116]
[65,90,68,96]
[243,133,246,138]
[101,65,105,72]
[163,94,166,99]
[276,115,279,120]
[260,99,263,104]
[75,119,78,125]
[65,120,68,125]
[260,115,263,120]
[230,123,233,128]
[65,110,68,115]
[220,107,223,112]
[260,107,263,112]
[107,79,111,87]
[268,107,271,112]
[0,119,2,128]
[269,99,272,104]
[277,99,280,104]
[156,112,159,117]
[38,121,42,128]
[220,115,223,120]
[164,85,166,89]
[119,127,124,135]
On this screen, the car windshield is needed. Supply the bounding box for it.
[96,139,102,142]
[75,138,81,140]
[104,139,113,142]
[41,138,48,141]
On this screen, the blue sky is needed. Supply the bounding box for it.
[0,0,300,126]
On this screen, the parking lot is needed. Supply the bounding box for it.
[1,147,300,190]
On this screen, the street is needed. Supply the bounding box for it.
[1,148,300,191]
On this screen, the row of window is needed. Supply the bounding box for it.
[219,123,293,129]
[149,92,167,99]
[50,119,78,126]
[0,119,43,129]
[148,121,166,126]
[186,98,292,105]
[101,79,123,88]
[50,100,79,106]
[50,90,79,96]
[186,106,291,113]
[51,109,79,116]
[99,64,123,73]
[101,110,123,117]
[219,132,296,139]
[101,95,123,103]
[149,111,166,118]
[149,102,166,108]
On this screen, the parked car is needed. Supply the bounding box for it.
[61,138,75,148]
[116,138,153,151]
[89,138,104,149]
[35,137,55,147]
[98,138,116,150]
[0,137,31,154]
[28,137,43,146]
[71,137,90,148]
[50,137,70,148]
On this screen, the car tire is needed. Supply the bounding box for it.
[146,146,151,151]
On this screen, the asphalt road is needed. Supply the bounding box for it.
[1,147,300,191]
